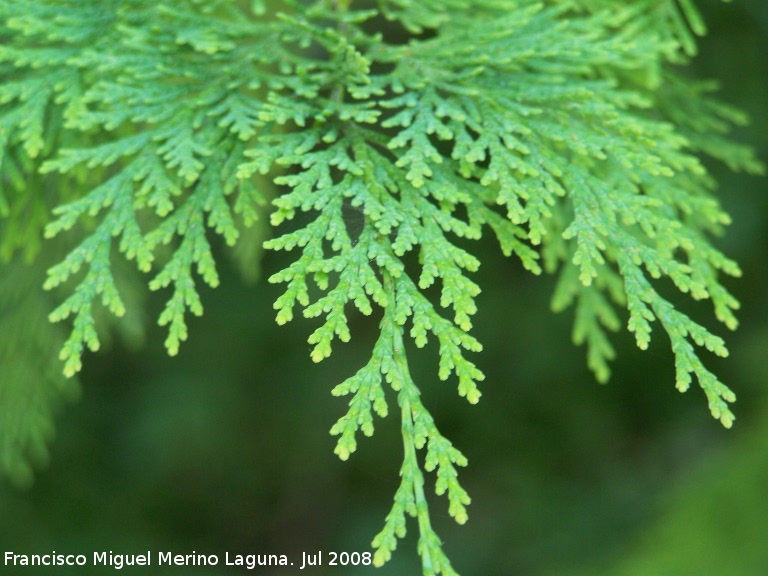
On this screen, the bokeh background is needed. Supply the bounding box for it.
[1,1,766,574]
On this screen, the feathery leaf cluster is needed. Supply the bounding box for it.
[0,0,762,572]
[0,262,80,488]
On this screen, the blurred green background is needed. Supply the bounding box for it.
[1,1,766,574]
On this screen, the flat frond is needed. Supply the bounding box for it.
[0,263,80,487]
[1,0,760,572]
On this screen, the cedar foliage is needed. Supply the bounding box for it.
[0,0,763,573]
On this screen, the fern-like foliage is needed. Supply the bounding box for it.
[0,262,80,488]
[0,0,762,572]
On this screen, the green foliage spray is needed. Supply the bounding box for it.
[0,1,763,573]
